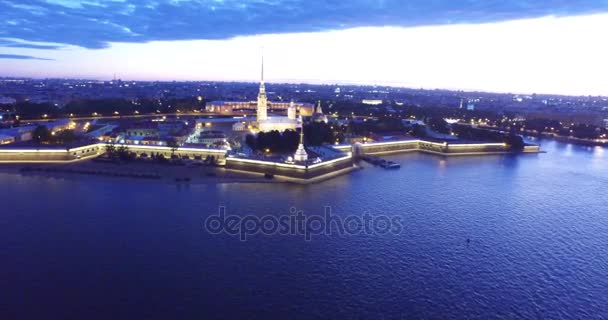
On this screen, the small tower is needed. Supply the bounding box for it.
[288,100,297,120]
[256,54,268,122]
[312,100,328,123]
[293,120,308,162]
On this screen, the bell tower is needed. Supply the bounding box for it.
[256,54,268,121]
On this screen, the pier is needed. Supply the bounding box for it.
[359,155,401,169]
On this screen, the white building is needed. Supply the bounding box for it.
[287,100,297,120]
[0,125,37,143]
[311,101,328,123]
[362,99,383,105]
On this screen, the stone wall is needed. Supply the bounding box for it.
[355,140,511,156]
[124,145,227,165]
[225,156,354,180]
[0,145,103,162]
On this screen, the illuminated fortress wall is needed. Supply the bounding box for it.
[0,145,103,163]
[0,144,227,164]
[125,145,227,165]
[225,155,354,180]
[335,140,529,156]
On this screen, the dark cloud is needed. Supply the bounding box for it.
[1,0,607,49]
[0,54,53,60]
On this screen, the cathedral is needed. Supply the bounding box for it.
[255,57,303,133]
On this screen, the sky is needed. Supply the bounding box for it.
[1,0,608,96]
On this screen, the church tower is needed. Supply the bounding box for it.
[257,55,268,121]
[288,100,297,120]
[312,100,328,123]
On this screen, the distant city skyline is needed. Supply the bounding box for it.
[1,1,608,96]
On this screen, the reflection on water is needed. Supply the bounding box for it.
[1,139,607,319]
[592,145,605,157]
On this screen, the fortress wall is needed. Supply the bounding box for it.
[225,156,354,180]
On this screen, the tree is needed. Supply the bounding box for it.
[52,130,79,144]
[505,134,525,152]
[245,134,256,150]
[32,125,51,143]
[105,142,118,160]
[425,117,450,134]
[245,130,299,153]
[116,145,132,161]
[303,122,334,146]
[166,137,179,155]
[105,143,117,159]
[411,124,427,138]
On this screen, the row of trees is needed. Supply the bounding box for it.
[104,144,135,161]
[506,118,606,139]
[245,130,300,153]
[303,122,344,145]
[245,122,347,153]
[103,143,217,165]
[347,117,404,136]
[32,126,81,144]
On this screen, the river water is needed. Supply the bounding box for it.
[1,139,607,319]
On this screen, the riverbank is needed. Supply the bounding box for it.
[476,124,608,147]
[1,160,287,185]
[2,158,360,185]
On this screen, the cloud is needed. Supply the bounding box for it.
[0,39,64,49]
[1,0,608,49]
[0,54,54,60]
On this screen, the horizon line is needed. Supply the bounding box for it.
[1,75,606,99]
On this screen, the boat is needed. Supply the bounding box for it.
[380,161,401,169]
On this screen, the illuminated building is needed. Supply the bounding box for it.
[288,100,297,120]
[204,58,314,122]
[257,55,268,121]
[362,99,383,105]
[205,101,314,116]
[0,134,15,144]
[253,56,302,132]
[238,56,308,132]
[311,100,328,123]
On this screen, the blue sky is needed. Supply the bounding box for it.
[2,0,608,95]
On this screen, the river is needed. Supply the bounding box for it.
[1,139,606,319]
